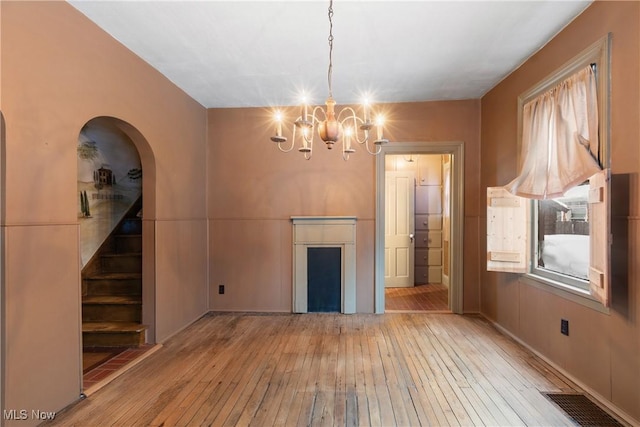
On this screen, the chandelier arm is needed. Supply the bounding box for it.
[336,106,357,122]
[363,140,383,155]
[312,105,327,124]
[300,106,324,147]
[276,124,296,153]
[302,128,313,146]
[354,129,370,145]
[276,141,295,153]
[292,124,300,150]
[336,107,370,145]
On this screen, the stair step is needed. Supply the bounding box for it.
[83,322,146,348]
[101,253,142,273]
[83,322,146,333]
[83,295,142,305]
[114,234,142,253]
[85,272,142,280]
[82,294,141,322]
[83,273,141,296]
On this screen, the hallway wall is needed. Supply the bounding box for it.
[207,100,481,313]
[481,1,640,422]
[1,2,208,424]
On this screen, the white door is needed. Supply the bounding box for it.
[385,171,415,287]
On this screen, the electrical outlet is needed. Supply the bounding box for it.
[219,285,225,295]
[561,319,569,336]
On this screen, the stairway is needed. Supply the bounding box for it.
[82,203,146,348]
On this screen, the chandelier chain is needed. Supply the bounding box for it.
[327,0,334,98]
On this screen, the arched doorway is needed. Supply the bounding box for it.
[77,117,156,379]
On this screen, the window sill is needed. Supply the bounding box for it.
[521,273,610,314]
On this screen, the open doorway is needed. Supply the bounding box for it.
[384,154,451,311]
[77,117,157,390]
[375,142,464,314]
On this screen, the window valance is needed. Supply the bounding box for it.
[505,66,601,199]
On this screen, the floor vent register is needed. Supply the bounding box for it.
[544,393,624,427]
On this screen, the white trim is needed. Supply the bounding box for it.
[291,216,356,314]
[489,319,638,427]
[375,142,464,314]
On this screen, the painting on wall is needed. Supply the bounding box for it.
[77,120,142,266]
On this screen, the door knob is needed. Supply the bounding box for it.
[409,233,414,243]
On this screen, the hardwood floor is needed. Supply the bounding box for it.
[385,284,449,311]
[51,312,583,426]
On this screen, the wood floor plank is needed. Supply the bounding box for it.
[354,317,376,427]
[377,321,421,427]
[290,315,330,426]
[220,317,292,427]
[50,313,590,427]
[366,326,397,426]
[406,317,469,426]
[390,314,446,426]
[396,315,455,426]
[158,316,273,426]
[426,315,526,426]
[276,326,317,426]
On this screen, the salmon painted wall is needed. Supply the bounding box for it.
[208,100,481,313]
[481,1,640,422]
[1,1,208,423]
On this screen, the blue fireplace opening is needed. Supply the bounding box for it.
[307,247,341,312]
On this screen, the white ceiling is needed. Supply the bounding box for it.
[68,0,591,108]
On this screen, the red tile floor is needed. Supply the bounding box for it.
[83,344,155,391]
[385,283,449,311]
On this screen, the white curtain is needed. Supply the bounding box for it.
[506,66,601,199]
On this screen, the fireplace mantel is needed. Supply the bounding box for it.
[291,216,356,313]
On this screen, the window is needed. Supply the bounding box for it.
[535,183,591,286]
[487,35,610,307]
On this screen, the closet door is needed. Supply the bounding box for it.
[385,171,415,287]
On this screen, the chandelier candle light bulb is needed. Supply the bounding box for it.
[268,0,389,160]
[363,98,370,124]
[275,112,283,137]
[376,116,384,142]
[301,95,308,123]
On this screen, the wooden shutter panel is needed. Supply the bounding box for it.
[487,187,530,273]
[588,169,610,307]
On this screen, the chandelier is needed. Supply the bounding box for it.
[270,0,389,160]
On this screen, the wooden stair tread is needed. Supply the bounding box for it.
[83,322,146,333]
[84,272,142,280]
[83,295,141,305]
[101,252,142,258]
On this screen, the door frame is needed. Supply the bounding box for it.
[375,141,465,313]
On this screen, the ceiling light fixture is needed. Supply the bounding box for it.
[270,0,389,160]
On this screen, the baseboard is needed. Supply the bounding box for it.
[487,318,639,427]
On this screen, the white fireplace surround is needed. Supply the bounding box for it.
[292,216,356,313]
